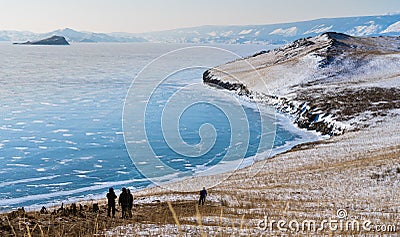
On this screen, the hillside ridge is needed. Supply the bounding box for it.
[203,32,400,135]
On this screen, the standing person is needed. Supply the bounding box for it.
[118,187,130,219]
[198,187,207,206]
[106,187,117,218]
[127,189,134,218]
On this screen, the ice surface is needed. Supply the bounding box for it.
[0,42,313,211]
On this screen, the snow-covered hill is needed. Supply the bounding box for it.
[203,32,400,135]
[1,14,400,44]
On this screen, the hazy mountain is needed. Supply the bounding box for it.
[1,28,147,43]
[46,28,147,43]
[138,14,400,44]
[1,14,400,44]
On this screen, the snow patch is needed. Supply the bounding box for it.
[381,21,400,33]
[304,24,333,34]
[207,31,217,37]
[238,29,253,35]
[346,21,379,36]
[220,31,233,37]
[269,27,298,36]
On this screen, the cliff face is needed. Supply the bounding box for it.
[203,32,400,135]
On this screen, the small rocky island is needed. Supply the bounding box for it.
[13,35,70,45]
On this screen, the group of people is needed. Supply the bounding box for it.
[106,186,208,218]
[106,187,133,218]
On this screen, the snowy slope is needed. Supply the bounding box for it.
[204,32,400,135]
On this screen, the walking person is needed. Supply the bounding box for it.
[118,187,130,219]
[106,187,117,218]
[127,189,134,218]
[198,187,207,206]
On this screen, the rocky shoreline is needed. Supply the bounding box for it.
[203,69,346,135]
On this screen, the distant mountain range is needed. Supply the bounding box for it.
[2,14,400,44]
[0,28,147,43]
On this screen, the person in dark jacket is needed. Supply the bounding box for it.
[106,187,117,217]
[198,187,207,206]
[127,189,134,218]
[119,187,130,218]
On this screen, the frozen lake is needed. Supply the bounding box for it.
[0,42,320,211]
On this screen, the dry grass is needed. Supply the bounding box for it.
[295,87,400,122]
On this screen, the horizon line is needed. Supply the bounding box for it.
[1,12,399,35]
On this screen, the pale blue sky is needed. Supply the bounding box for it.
[1,0,399,33]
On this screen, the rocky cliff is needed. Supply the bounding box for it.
[204,32,400,135]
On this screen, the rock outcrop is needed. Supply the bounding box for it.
[14,35,70,45]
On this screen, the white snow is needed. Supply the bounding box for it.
[207,31,217,37]
[220,31,233,37]
[269,27,298,36]
[345,21,379,36]
[303,24,333,34]
[381,21,400,33]
[238,29,253,35]
[52,129,69,133]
